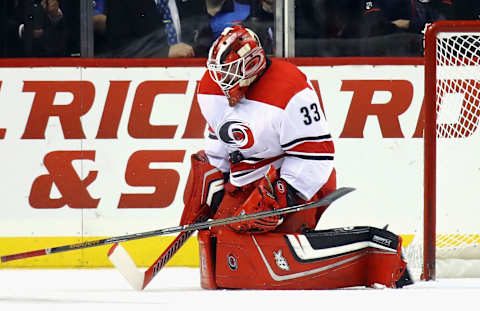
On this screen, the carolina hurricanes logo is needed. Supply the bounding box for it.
[244,51,265,76]
[227,253,238,271]
[218,120,254,149]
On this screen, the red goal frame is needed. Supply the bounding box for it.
[423,20,480,281]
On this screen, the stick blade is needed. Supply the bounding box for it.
[108,243,145,291]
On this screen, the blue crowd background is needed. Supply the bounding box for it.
[0,0,479,58]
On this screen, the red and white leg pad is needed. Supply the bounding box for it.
[198,226,408,289]
[198,230,218,289]
[181,151,224,225]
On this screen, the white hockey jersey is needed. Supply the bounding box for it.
[196,59,335,200]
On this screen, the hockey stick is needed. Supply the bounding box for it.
[109,185,354,291]
[1,187,355,267]
[108,229,196,290]
[109,214,208,291]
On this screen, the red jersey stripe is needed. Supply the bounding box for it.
[230,154,284,173]
[285,141,334,154]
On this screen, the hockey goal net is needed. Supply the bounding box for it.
[405,20,480,281]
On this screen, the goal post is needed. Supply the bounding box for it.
[422,20,480,281]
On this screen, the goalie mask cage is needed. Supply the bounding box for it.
[418,20,480,281]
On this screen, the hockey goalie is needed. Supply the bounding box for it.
[179,25,413,290]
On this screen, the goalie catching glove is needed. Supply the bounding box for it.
[229,165,295,233]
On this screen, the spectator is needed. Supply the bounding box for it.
[174,0,210,57]
[93,0,106,35]
[449,0,480,20]
[294,0,331,56]
[243,0,274,54]
[207,0,252,38]
[93,0,107,54]
[104,0,194,58]
[5,0,67,57]
[194,0,272,57]
[295,0,328,39]
[61,0,109,56]
[59,0,79,56]
[1,1,8,57]
[294,0,426,57]
[408,0,454,34]
[340,0,409,38]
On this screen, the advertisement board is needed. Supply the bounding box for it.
[2,57,471,268]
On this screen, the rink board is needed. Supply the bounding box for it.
[0,58,477,267]
[0,236,199,268]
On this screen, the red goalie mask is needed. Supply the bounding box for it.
[207,25,267,106]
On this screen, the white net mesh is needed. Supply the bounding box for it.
[404,29,480,280]
[436,32,480,139]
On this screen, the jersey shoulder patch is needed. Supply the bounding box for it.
[245,59,310,110]
[198,71,223,96]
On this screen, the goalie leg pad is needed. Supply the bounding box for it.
[181,151,225,225]
[208,226,408,289]
[198,229,217,289]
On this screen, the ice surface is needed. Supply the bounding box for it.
[0,268,479,311]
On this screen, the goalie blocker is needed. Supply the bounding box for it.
[198,226,412,289]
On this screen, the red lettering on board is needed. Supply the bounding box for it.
[340,80,413,138]
[309,80,327,116]
[128,81,188,138]
[21,81,95,139]
[413,98,425,138]
[96,81,131,139]
[182,81,207,138]
[29,150,99,209]
[0,81,5,139]
[118,150,186,208]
